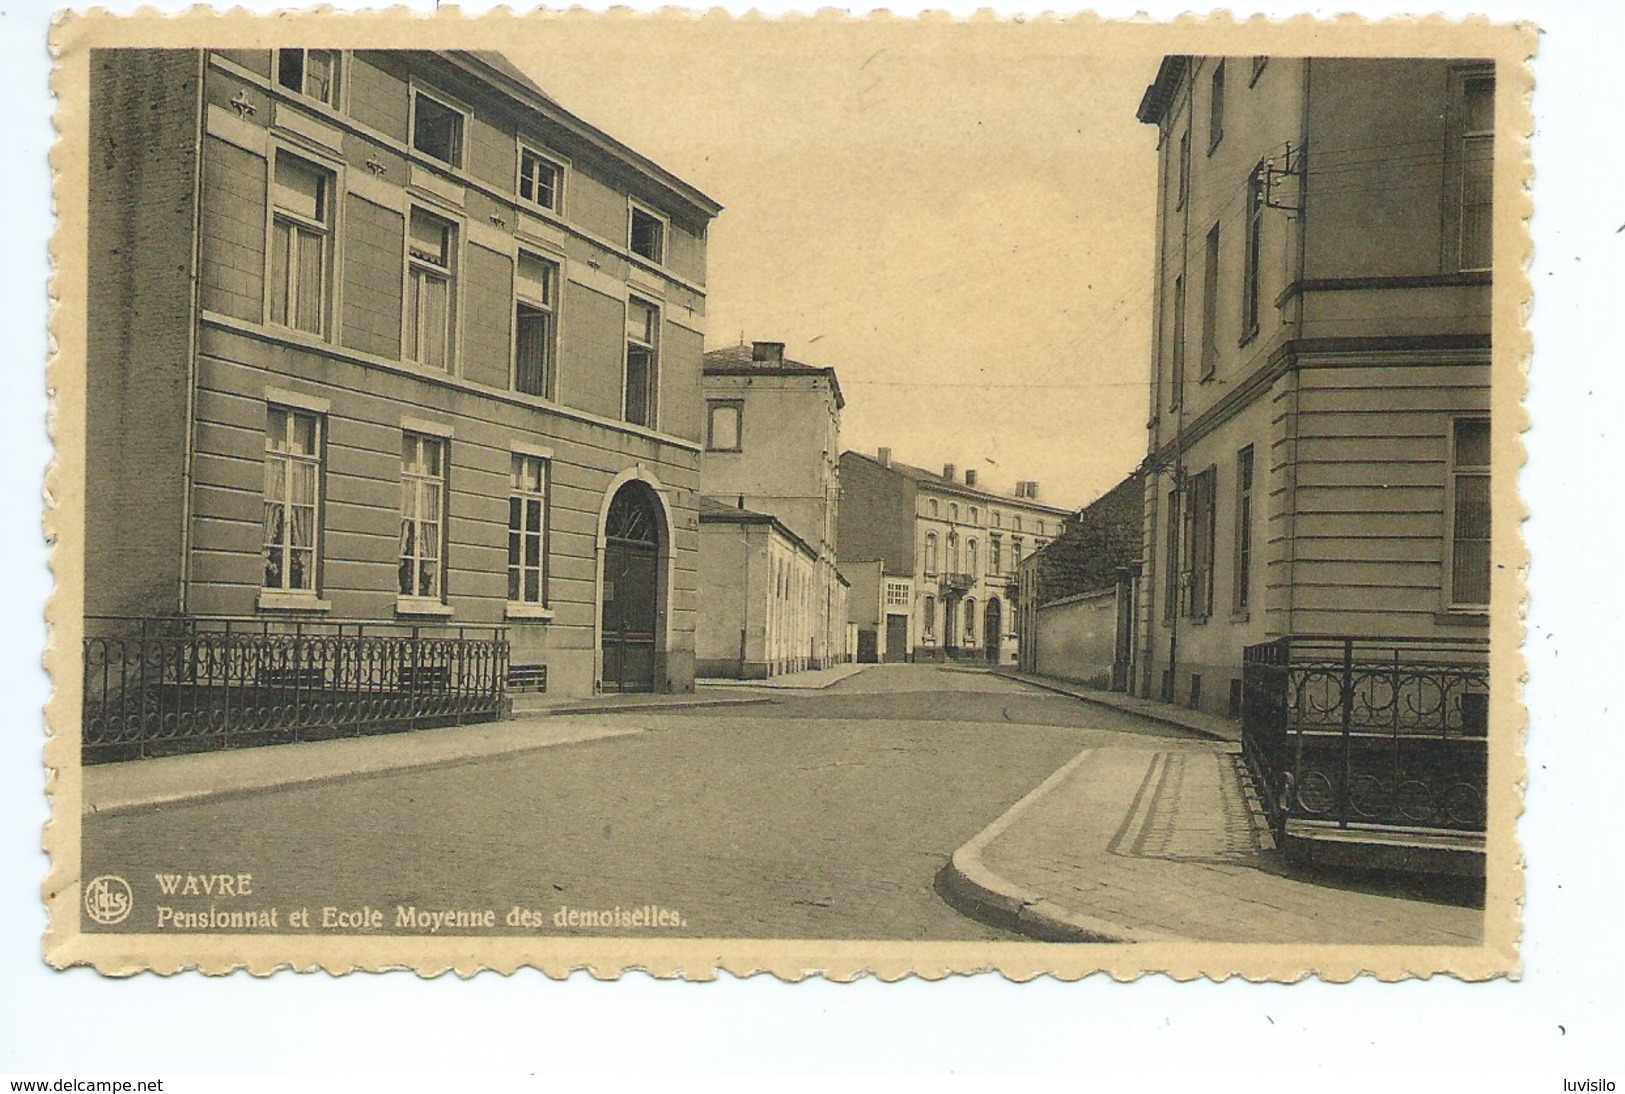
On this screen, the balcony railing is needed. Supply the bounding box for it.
[1241,635,1489,837]
[82,616,509,764]
[938,572,976,592]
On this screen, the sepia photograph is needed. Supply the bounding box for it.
[40,14,1537,981]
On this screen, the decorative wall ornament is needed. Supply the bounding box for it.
[365,155,387,177]
[228,90,256,118]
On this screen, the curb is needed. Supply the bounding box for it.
[533,696,777,715]
[995,670,1237,745]
[937,747,1164,944]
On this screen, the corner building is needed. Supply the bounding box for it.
[1133,56,1494,716]
[87,49,721,699]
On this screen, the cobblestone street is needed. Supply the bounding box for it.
[83,666,1211,940]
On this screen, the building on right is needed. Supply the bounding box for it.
[1134,57,1494,869]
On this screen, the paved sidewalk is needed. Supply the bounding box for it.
[997,668,1242,743]
[943,743,1483,945]
[83,692,772,817]
[697,662,869,691]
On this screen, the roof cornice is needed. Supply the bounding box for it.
[1136,55,1190,126]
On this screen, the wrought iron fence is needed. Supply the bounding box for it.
[82,616,509,764]
[1241,635,1489,837]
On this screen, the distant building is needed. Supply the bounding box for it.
[1015,472,1142,687]
[839,448,1070,663]
[85,46,722,756]
[697,341,848,675]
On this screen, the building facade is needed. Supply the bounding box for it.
[839,449,1069,663]
[698,341,847,674]
[87,49,721,704]
[1014,471,1142,687]
[1133,55,1494,718]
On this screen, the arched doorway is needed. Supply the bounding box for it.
[985,598,1002,663]
[600,482,662,693]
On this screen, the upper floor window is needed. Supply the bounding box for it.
[885,581,911,607]
[1170,273,1187,410]
[406,207,457,371]
[1207,59,1226,153]
[947,532,960,574]
[1037,520,1046,535]
[269,152,331,337]
[262,406,322,594]
[969,507,979,525]
[992,511,1001,529]
[624,297,659,428]
[514,251,556,397]
[1013,515,1022,533]
[1241,162,1265,342]
[508,454,549,607]
[1449,418,1491,608]
[989,535,1002,575]
[924,532,939,575]
[1457,73,1494,272]
[949,503,959,523]
[1175,126,1191,210]
[707,401,743,452]
[412,90,465,168]
[519,146,563,213]
[967,539,978,578]
[277,49,339,107]
[1200,223,1220,380]
[629,204,666,264]
[929,499,939,518]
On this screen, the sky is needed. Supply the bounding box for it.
[506,20,1163,512]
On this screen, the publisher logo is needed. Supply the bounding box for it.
[84,875,133,925]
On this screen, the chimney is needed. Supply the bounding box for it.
[1026,481,1040,500]
[751,341,785,365]
[943,463,956,482]
[877,446,892,468]
[965,469,978,487]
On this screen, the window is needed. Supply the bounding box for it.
[262,406,322,593]
[964,598,976,642]
[949,503,959,523]
[1013,515,1022,533]
[886,581,911,607]
[1449,418,1491,608]
[1012,537,1023,568]
[968,539,978,578]
[624,297,659,427]
[412,91,464,168]
[1187,467,1216,619]
[1037,520,1046,535]
[399,433,446,600]
[508,454,548,606]
[1234,446,1254,611]
[990,535,1002,576]
[276,49,339,106]
[707,401,743,451]
[929,499,939,518]
[924,533,938,575]
[991,511,1001,529]
[1242,163,1264,342]
[1200,224,1220,380]
[1176,126,1191,210]
[969,507,979,525]
[630,205,665,264]
[406,208,456,370]
[923,595,936,638]
[518,146,562,213]
[1162,487,1180,623]
[513,251,557,397]
[947,533,960,574]
[1208,59,1226,153]
[1169,274,1186,410]
[1458,74,1494,272]
[269,152,331,337]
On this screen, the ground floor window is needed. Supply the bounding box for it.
[508,454,548,605]
[262,406,322,593]
[1450,417,1491,608]
[399,433,446,599]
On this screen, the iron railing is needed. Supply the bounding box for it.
[1241,635,1489,837]
[82,616,509,764]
